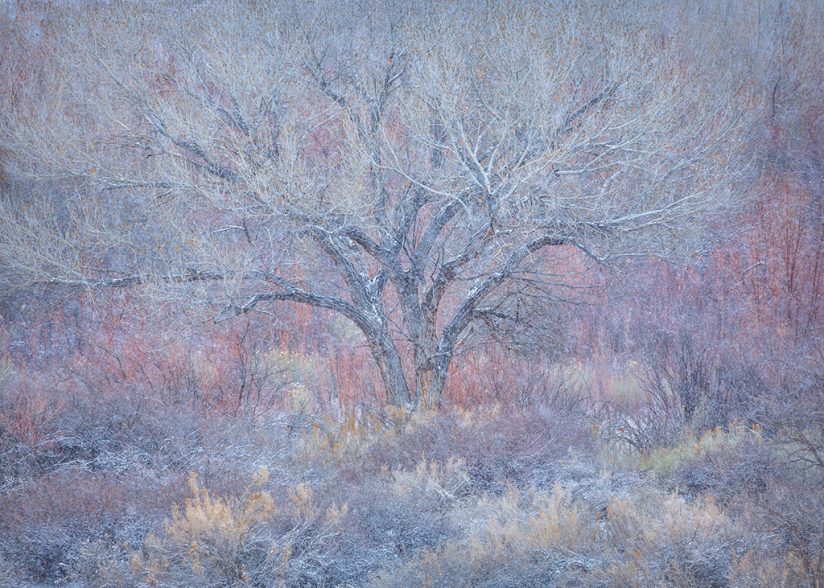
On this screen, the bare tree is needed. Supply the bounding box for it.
[0,1,756,407]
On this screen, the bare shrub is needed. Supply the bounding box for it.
[603,333,767,451]
[356,404,595,494]
[748,360,824,584]
[606,492,747,587]
[375,482,750,587]
[372,483,602,587]
[0,467,178,584]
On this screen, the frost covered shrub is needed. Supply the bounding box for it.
[375,483,752,588]
[0,467,174,584]
[372,483,601,588]
[605,493,746,587]
[347,458,468,567]
[356,405,595,494]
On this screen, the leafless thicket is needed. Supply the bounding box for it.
[1,1,756,406]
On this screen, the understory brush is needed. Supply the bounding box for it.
[1,359,823,587]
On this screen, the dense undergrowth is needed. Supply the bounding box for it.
[1,352,823,587]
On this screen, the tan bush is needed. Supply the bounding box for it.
[130,469,348,586]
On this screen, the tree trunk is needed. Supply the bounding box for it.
[370,337,412,407]
[416,367,434,408]
[416,364,450,410]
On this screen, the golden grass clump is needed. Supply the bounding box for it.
[130,467,348,586]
